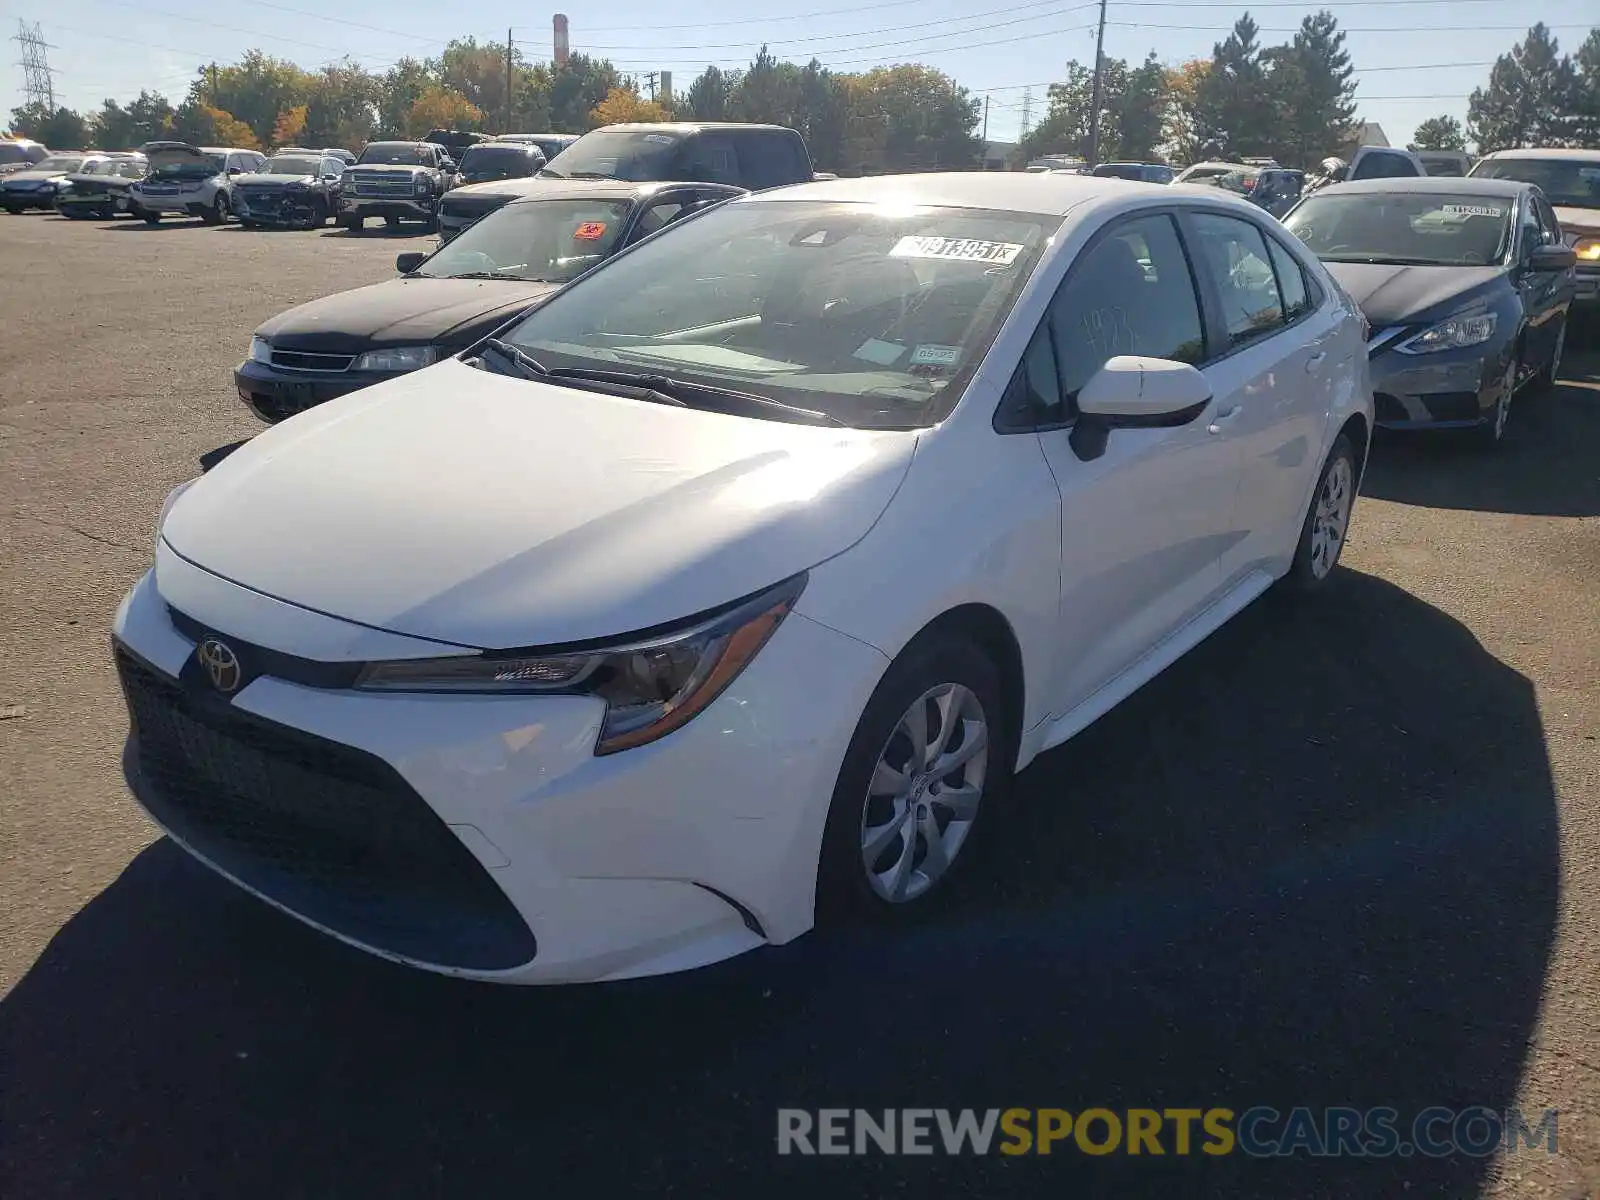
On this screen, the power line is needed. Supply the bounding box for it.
[15,19,58,110]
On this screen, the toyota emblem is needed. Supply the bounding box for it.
[196,638,243,694]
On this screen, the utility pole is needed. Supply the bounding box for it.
[982,94,990,144]
[644,71,658,102]
[1019,87,1033,140]
[1086,0,1109,166]
[14,20,57,111]
[505,29,514,132]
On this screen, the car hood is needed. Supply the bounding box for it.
[236,172,317,186]
[1321,262,1504,327]
[1553,205,1600,237]
[256,277,561,351]
[160,358,918,648]
[63,171,136,187]
[143,143,213,172]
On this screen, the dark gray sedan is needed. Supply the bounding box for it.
[1283,177,1575,445]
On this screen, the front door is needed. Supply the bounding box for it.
[1030,211,1244,715]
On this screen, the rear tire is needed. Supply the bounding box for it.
[1529,319,1565,396]
[142,210,161,225]
[341,213,363,230]
[817,631,1011,925]
[1282,433,1357,592]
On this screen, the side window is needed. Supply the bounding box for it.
[1535,196,1563,245]
[1264,235,1312,320]
[679,134,740,185]
[1517,197,1543,258]
[1190,213,1286,348]
[732,134,788,190]
[628,198,688,243]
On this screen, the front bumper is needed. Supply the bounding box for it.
[234,358,401,423]
[2,186,58,210]
[55,191,128,216]
[236,190,327,226]
[1366,335,1509,430]
[111,556,885,983]
[133,190,215,215]
[342,194,436,221]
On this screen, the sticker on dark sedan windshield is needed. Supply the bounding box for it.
[889,236,1023,265]
[1440,204,1506,218]
[910,344,961,366]
[573,221,607,240]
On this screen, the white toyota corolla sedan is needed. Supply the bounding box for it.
[114,173,1372,983]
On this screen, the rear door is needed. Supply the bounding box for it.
[1181,208,1339,585]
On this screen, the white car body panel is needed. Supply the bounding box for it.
[113,173,1372,982]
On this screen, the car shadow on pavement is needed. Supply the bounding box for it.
[318,226,434,239]
[0,570,1559,1199]
[1360,355,1600,517]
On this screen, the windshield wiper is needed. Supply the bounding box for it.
[548,367,845,426]
[1320,255,1456,266]
[475,337,550,380]
[473,343,686,407]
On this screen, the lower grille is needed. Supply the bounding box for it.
[116,646,538,971]
[349,175,418,197]
[269,349,356,373]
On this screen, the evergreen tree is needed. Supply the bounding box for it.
[1195,14,1272,159]
[1410,115,1466,151]
[1467,23,1580,150]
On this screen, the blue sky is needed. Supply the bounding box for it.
[2,0,1590,148]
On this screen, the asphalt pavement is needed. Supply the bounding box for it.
[1,210,1597,1199]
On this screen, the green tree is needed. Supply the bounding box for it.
[1571,27,1600,146]
[1195,13,1273,158]
[547,54,623,131]
[405,85,484,137]
[433,37,524,128]
[379,58,434,137]
[1162,60,1210,163]
[1468,23,1580,151]
[1410,115,1466,151]
[729,46,803,127]
[1114,52,1169,162]
[683,66,735,122]
[796,60,848,170]
[1016,61,1097,164]
[92,90,174,149]
[170,99,259,149]
[1264,10,1357,167]
[201,51,315,147]
[847,64,982,172]
[7,102,91,148]
[304,62,378,149]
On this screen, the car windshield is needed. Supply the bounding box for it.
[1185,166,1258,193]
[1422,158,1467,177]
[418,198,632,283]
[1285,192,1513,266]
[458,146,538,182]
[111,160,146,179]
[155,153,222,176]
[1093,164,1146,180]
[78,159,115,175]
[262,155,321,176]
[1470,158,1600,209]
[0,143,37,165]
[358,144,427,166]
[541,129,682,180]
[497,199,1050,429]
[35,156,85,173]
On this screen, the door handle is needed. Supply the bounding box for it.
[1206,405,1241,435]
[1305,351,1327,373]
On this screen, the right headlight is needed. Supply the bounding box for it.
[1573,236,1600,263]
[354,345,438,372]
[249,336,271,363]
[355,574,806,755]
[1396,311,1497,355]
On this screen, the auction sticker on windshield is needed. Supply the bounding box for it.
[889,236,1023,265]
[1440,204,1506,218]
[573,222,608,240]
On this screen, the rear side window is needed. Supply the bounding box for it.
[1352,151,1419,180]
[1265,236,1312,320]
[677,133,740,185]
[1190,213,1286,347]
[735,132,806,189]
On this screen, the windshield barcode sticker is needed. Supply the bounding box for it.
[1440,204,1506,217]
[889,236,1023,265]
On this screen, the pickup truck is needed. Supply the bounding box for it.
[539,122,813,191]
[339,140,456,231]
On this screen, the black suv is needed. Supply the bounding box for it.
[539,122,813,191]
[339,141,456,231]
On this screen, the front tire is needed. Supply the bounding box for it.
[1471,355,1517,447]
[203,192,229,225]
[1283,433,1357,591]
[142,210,161,224]
[817,632,1009,923]
[1530,319,1565,396]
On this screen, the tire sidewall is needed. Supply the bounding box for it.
[816,632,1011,926]
[1286,433,1357,589]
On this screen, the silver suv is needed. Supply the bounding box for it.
[129,142,266,224]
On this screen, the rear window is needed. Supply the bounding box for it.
[0,143,43,165]
[458,145,540,183]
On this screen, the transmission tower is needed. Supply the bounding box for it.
[1019,87,1034,140]
[14,21,57,111]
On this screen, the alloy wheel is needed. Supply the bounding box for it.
[1491,359,1514,440]
[859,683,989,903]
[1550,322,1566,385]
[1309,455,1353,580]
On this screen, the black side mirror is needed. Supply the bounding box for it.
[396,252,426,274]
[1528,244,1576,273]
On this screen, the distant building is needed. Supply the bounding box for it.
[983,140,1017,170]
[1341,122,1390,154]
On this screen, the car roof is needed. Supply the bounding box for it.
[744,171,1235,216]
[593,122,793,134]
[1477,147,1600,162]
[1314,176,1530,199]
[491,178,743,204]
